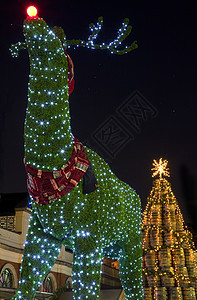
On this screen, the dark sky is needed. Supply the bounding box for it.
[1,0,197,226]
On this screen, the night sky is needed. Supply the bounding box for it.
[1,0,197,226]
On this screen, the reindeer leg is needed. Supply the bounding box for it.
[72,235,103,300]
[118,236,143,300]
[12,209,62,300]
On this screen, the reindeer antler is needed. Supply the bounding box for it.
[55,17,137,55]
[106,18,138,55]
[10,42,27,57]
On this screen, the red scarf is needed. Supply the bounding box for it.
[24,138,90,205]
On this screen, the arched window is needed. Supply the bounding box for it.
[40,273,57,294]
[0,263,18,289]
[65,276,73,290]
[0,268,13,288]
[43,276,53,293]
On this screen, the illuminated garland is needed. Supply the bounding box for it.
[10,7,142,300]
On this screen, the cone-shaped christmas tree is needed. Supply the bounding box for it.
[142,158,197,300]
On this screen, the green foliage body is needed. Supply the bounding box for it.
[10,15,143,300]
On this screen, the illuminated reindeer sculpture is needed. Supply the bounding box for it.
[10,6,143,300]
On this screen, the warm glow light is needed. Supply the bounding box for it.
[151,158,170,178]
[27,6,38,17]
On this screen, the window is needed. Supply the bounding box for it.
[43,277,53,293]
[0,269,13,288]
[40,273,57,294]
[65,277,73,290]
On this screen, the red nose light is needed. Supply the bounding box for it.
[27,6,38,18]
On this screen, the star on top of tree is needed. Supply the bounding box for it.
[151,158,170,178]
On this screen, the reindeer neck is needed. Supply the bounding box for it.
[24,51,74,171]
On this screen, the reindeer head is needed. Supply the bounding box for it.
[23,18,64,62]
[10,5,138,58]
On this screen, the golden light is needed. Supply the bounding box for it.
[151,158,170,178]
[27,6,38,18]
